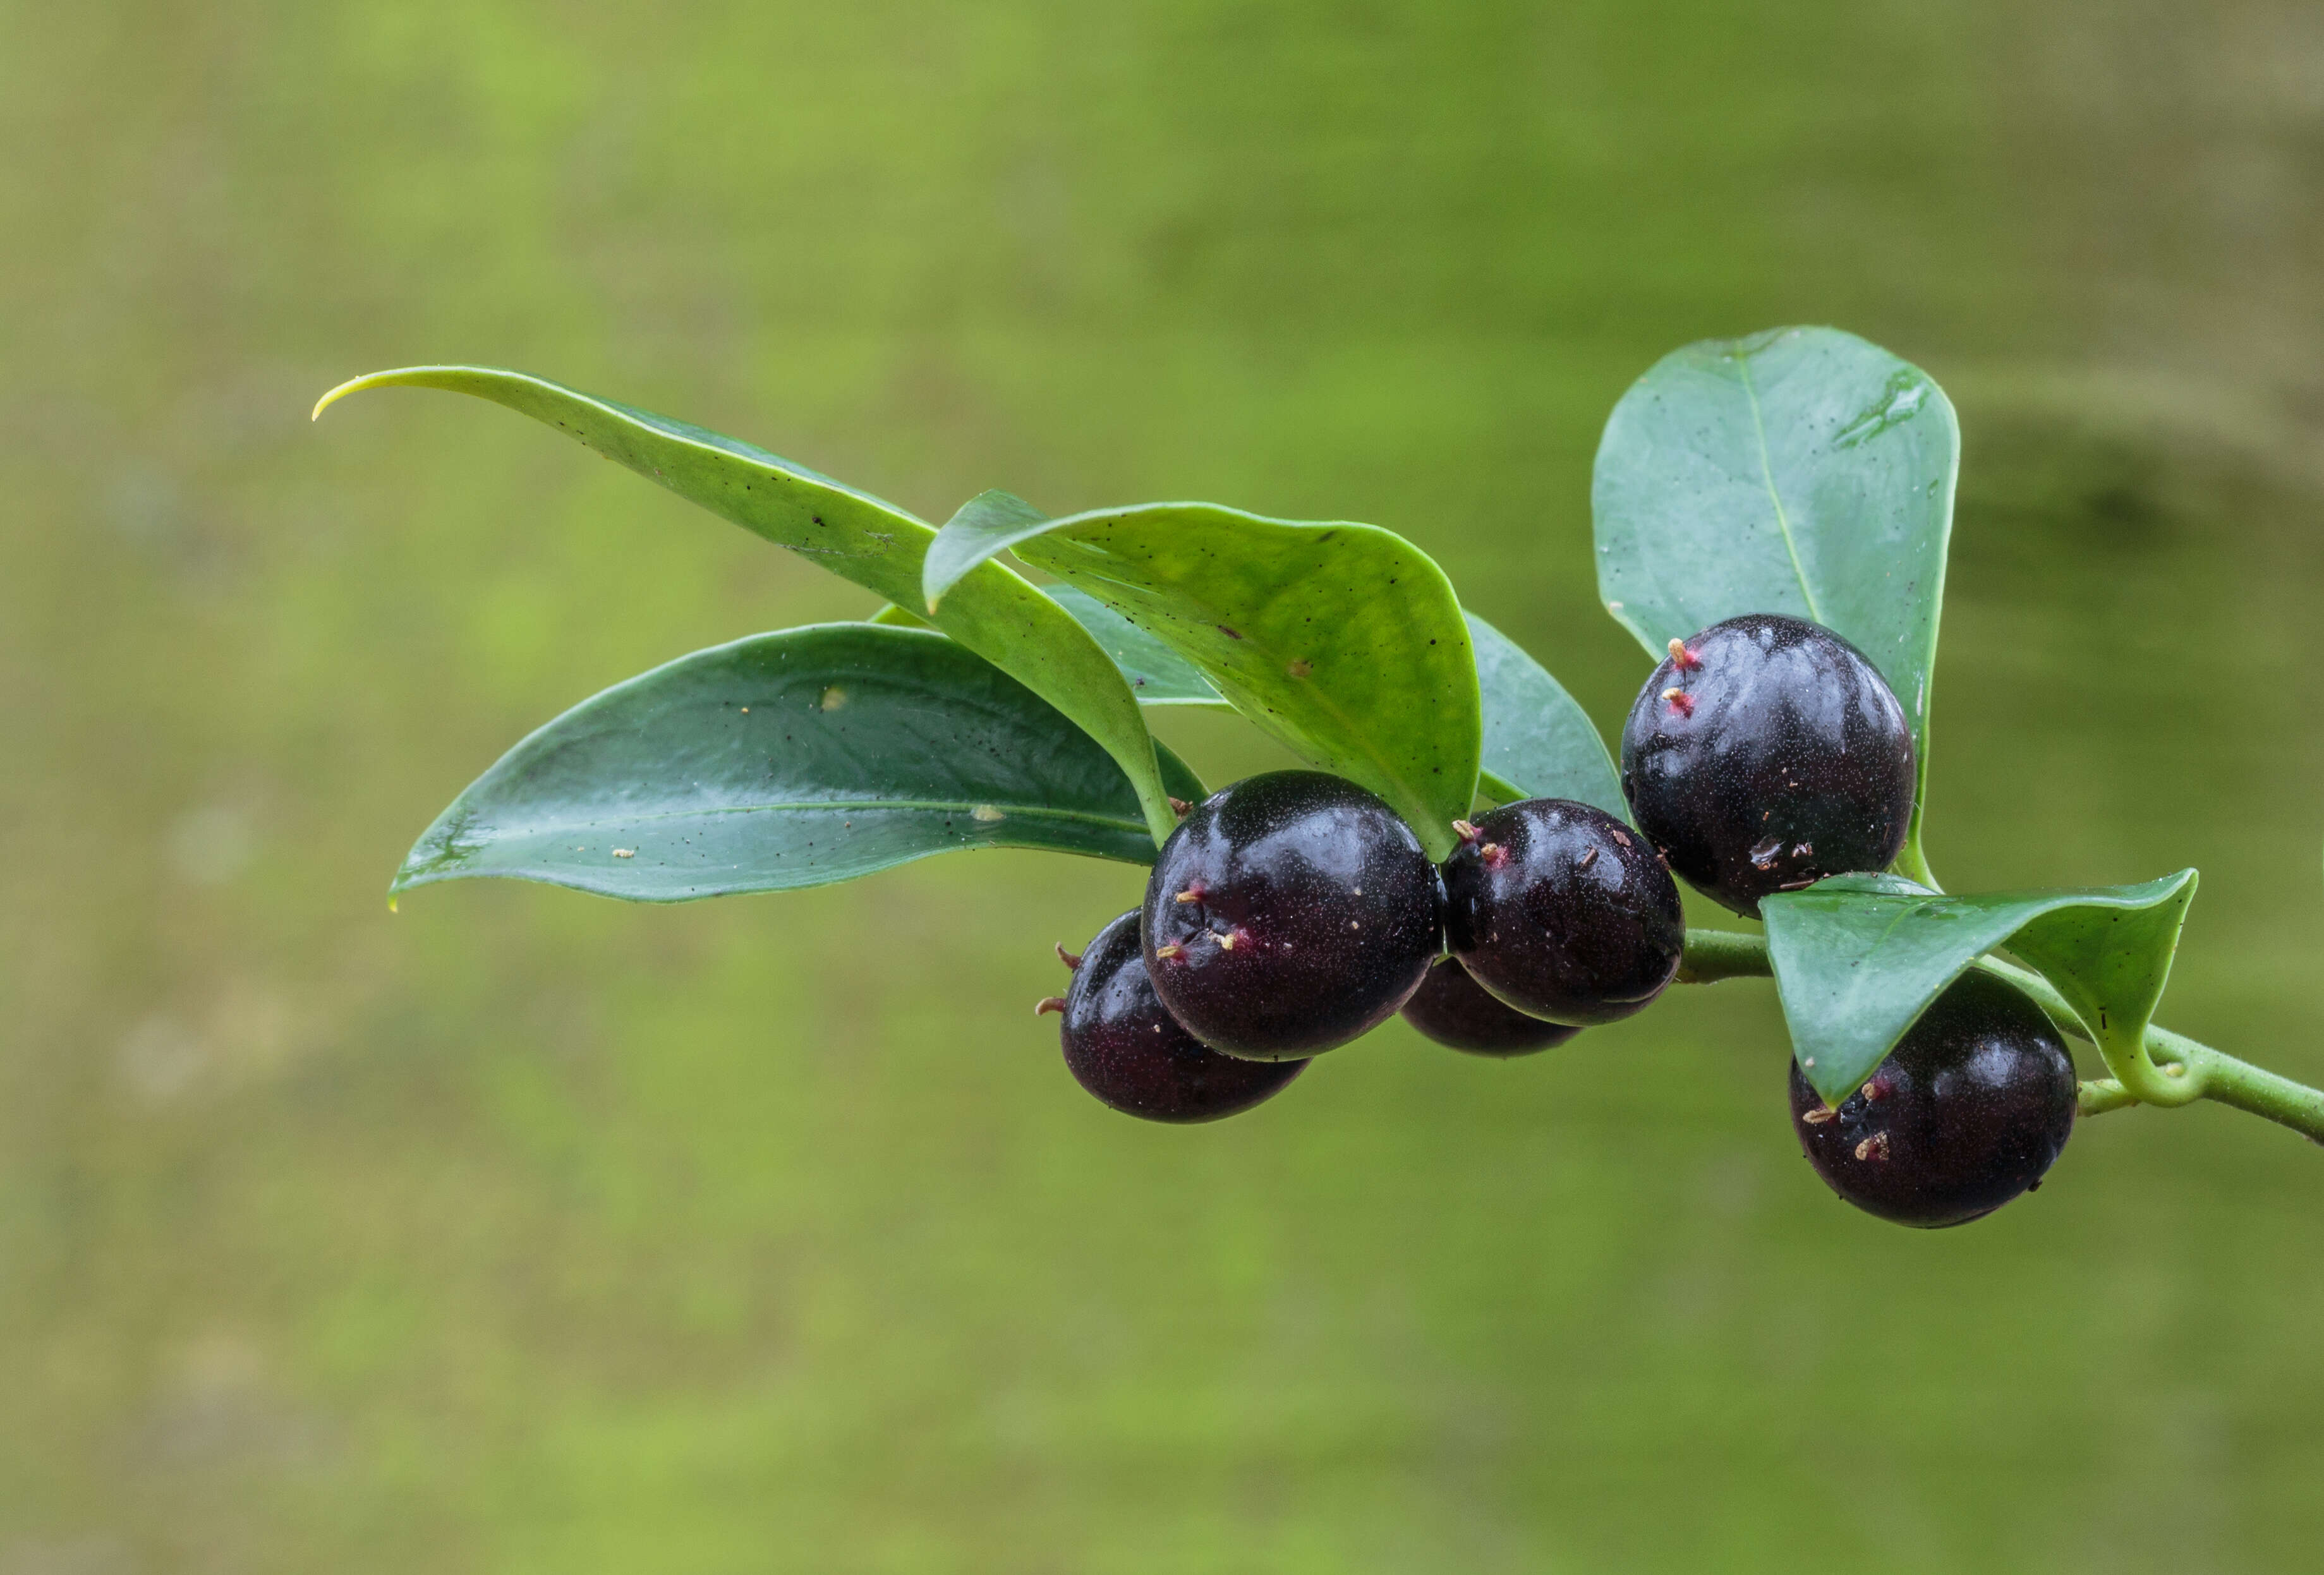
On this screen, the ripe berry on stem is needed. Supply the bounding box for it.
[1050,912,1305,1123]
[1621,613,1915,917]
[1401,955,1582,1056]
[1142,770,1444,1059]
[1789,970,2076,1228]
[1441,799,1684,1026]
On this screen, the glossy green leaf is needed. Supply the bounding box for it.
[1592,327,1959,871]
[1466,614,1624,820]
[871,588,1223,705]
[1761,869,2198,1105]
[394,624,1207,902]
[1043,587,1228,708]
[313,368,1180,845]
[923,492,1480,859]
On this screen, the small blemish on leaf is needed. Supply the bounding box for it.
[821,687,848,711]
[612,848,635,859]
[1286,659,1312,678]
[972,805,1005,822]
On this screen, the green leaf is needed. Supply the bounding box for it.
[313,368,1180,845]
[1043,587,1227,708]
[394,623,1207,902]
[1466,614,1624,821]
[923,493,1480,859]
[1592,327,1959,871]
[1761,870,2198,1105]
[871,585,1223,706]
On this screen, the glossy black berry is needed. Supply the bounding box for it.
[1620,613,1915,918]
[1789,970,2076,1228]
[1142,770,1444,1059]
[1441,798,1684,1027]
[1046,912,1305,1123]
[1401,956,1583,1057]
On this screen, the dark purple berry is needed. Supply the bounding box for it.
[1620,613,1915,918]
[1142,771,1443,1059]
[1050,912,1305,1123]
[1441,798,1683,1027]
[1401,956,1582,1057]
[1789,970,2076,1228]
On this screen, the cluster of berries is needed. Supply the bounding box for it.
[1040,614,2076,1229]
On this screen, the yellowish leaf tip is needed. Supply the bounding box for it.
[387,895,399,913]
[311,367,429,422]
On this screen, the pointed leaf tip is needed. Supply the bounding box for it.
[312,368,421,422]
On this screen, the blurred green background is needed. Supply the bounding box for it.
[7,1,2324,1570]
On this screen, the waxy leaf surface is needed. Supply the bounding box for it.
[873,586,1222,705]
[924,492,1480,858]
[314,368,1179,844]
[1761,870,2198,1104]
[394,624,1206,902]
[1593,327,1958,866]
[1467,614,1624,820]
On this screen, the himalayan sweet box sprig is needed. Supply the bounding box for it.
[316,324,2324,1233]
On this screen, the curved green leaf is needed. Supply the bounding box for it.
[924,493,1480,858]
[871,588,1223,705]
[395,624,1207,902]
[1044,587,1227,708]
[1592,327,1958,871]
[1761,870,2198,1105]
[313,368,1179,845]
[1467,614,1623,821]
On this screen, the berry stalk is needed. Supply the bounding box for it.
[1676,930,2324,1144]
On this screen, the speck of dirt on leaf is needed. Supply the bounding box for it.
[1286,659,1313,678]
[612,848,635,859]
[821,687,847,711]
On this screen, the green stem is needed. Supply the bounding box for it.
[1676,929,2324,1144]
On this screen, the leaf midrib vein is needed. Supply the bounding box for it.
[465,797,1149,838]
[1732,353,1824,623]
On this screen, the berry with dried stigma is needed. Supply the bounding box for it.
[1788,971,2076,1228]
[1057,912,1305,1123]
[1622,613,1915,917]
[1441,798,1684,1027]
[1142,771,1444,1059]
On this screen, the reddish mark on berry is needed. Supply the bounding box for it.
[1154,942,1185,962]
[1863,1077,1890,1102]
[1666,637,1702,672]
[1452,819,1482,845]
[1214,926,1255,952]
[1173,882,1207,905]
[1055,943,1082,970]
[1034,996,1067,1017]
[1480,843,1511,870]
[1661,687,1695,718]
[1854,1131,1892,1162]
